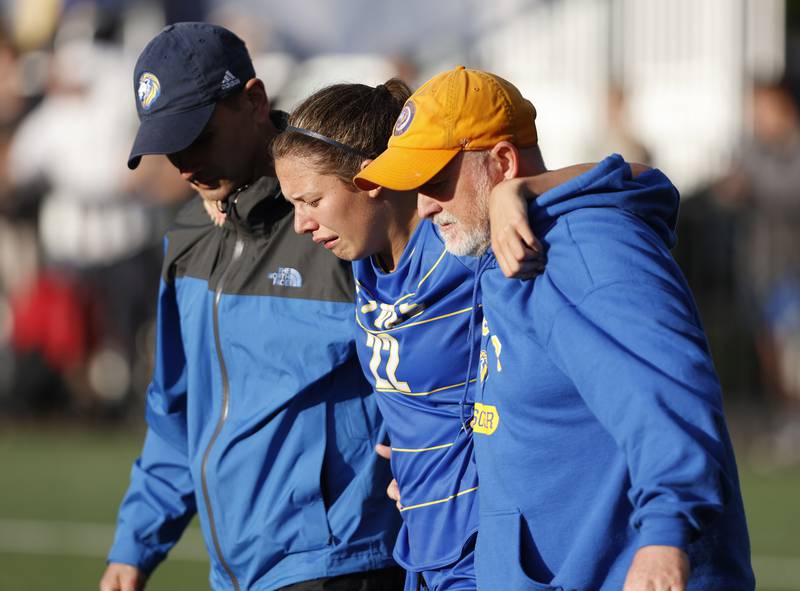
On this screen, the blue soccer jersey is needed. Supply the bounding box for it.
[352,218,480,572]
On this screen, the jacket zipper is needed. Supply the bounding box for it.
[201,235,245,591]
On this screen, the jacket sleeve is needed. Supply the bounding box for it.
[107,276,197,574]
[543,275,734,550]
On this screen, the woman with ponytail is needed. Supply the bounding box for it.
[272,78,578,591]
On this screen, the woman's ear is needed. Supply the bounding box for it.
[358,159,383,198]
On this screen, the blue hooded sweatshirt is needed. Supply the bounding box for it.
[473,155,753,590]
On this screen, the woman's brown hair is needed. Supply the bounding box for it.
[272,78,412,184]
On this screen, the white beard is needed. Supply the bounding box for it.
[433,170,491,257]
[435,212,490,257]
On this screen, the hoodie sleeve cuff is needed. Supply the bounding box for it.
[637,515,694,550]
[107,535,166,576]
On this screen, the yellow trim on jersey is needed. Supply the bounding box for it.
[399,486,479,512]
[356,306,473,335]
[393,292,414,306]
[355,245,447,308]
[377,378,477,397]
[416,246,447,289]
[389,246,446,306]
[391,443,454,453]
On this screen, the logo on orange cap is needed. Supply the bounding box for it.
[393,101,415,136]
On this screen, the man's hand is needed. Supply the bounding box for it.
[623,545,690,591]
[99,563,147,591]
[375,444,402,511]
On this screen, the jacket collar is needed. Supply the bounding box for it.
[226,176,292,237]
[224,110,292,236]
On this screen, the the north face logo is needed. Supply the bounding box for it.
[268,267,302,287]
[221,70,240,91]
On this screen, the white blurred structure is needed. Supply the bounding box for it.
[273,53,400,111]
[422,0,786,193]
[232,0,785,193]
[252,52,298,104]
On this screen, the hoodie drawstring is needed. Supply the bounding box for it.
[459,254,493,432]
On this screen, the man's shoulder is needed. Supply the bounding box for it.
[163,197,218,253]
[158,198,218,281]
[530,207,688,325]
[171,196,215,230]
[482,210,646,320]
[544,207,674,282]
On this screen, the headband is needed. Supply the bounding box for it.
[284,125,372,158]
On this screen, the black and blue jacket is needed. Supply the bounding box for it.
[108,176,400,590]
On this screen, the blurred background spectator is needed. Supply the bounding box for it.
[590,81,651,165]
[710,78,800,466]
[0,0,194,416]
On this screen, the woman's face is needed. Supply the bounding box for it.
[276,153,390,261]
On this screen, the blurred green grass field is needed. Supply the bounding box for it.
[0,425,209,590]
[0,424,798,590]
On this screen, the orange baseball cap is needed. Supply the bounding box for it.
[354,66,537,191]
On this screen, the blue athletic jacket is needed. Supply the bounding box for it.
[473,155,753,590]
[107,177,400,590]
[353,218,480,572]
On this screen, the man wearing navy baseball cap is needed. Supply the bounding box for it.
[127,22,258,170]
[101,23,402,591]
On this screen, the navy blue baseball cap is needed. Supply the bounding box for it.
[127,22,256,169]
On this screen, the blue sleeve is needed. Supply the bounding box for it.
[107,277,196,573]
[539,216,734,550]
[108,430,197,573]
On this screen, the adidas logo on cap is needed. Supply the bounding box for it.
[221,70,241,91]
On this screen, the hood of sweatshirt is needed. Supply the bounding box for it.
[529,153,679,249]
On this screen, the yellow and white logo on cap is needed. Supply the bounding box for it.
[138,72,161,110]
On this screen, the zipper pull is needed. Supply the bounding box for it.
[224,185,249,224]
